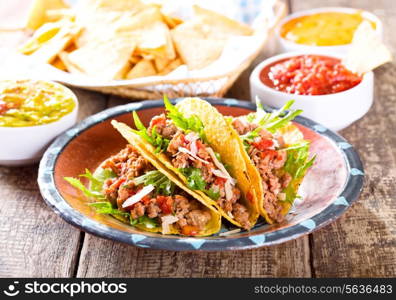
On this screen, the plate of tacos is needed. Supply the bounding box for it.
[38,97,363,250]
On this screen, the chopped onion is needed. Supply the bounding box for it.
[206,147,235,185]
[184,132,199,156]
[185,132,199,143]
[178,147,209,164]
[161,215,179,234]
[212,169,229,179]
[272,138,279,149]
[190,140,198,156]
[224,180,234,201]
[122,184,154,208]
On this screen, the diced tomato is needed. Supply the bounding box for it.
[0,101,8,115]
[181,225,199,236]
[141,195,151,205]
[156,195,173,214]
[253,138,274,151]
[151,115,166,127]
[214,176,227,186]
[260,55,362,95]
[195,140,205,150]
[260,149,277,160]
[112,177,126,189]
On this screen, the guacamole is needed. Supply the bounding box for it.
[0,80,76,127]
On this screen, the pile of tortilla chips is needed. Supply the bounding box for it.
[18,0,254,81]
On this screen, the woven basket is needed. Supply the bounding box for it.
[1,0,287,100]
[78,0,287,99]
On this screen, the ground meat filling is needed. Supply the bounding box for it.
[148,114,251,229]
[232,117,291,223]
[101,145,212,234]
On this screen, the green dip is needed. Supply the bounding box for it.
[0,80,76,127]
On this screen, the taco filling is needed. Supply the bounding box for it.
[230,100,315,223]
[131,98,251,229]
[147,114,249,228]
[66,144,215,236]
[232,118,290,222]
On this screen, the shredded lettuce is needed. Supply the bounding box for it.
[240,127,261,150]
[79,168,116,192]
[88,201,129,217]
[130,215,159,228]
[65,168,160,229]
[282,143,316,203]
[132,111,170,153]
[179,167,220,200]
[89,202,159,228]
[64,177,106,200]
[246,99,303,133]
[133,170,175,196]
[164,95,207,142]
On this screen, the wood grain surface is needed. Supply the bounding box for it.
[0,0,395,278]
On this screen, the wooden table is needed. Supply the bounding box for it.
[1,0,395,278]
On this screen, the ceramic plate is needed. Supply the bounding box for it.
[38,98,364,251]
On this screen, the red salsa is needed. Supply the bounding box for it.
[260,55,363,95]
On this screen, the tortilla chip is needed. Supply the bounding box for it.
[126,59,156,79]
[171,23,225,69]
[129,55,141,64]
[158,58,183,75]
[57,51,84,74]
[111,120,221,236]
[107,6,175,60]
[193,5,253,37]
[19,20,82,63]
[79,0,147,12]
[67,37,136,80]
[135,21,176,60]
[25,0,69,30]
[154,56,170,72]
[343,20,392,74]
[51,55,67,71]
[115,5,164,31]
[73,0,148,48]
[74,10,129,48]
[64,41,77,53]
[45,8,75,23]
[162,14,183,29]
[169,5,252,69]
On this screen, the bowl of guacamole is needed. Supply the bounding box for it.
[0,80,78,166]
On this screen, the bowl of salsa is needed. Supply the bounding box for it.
[277,7,382,54]
[250,52,373,131]
[0,79,78,166]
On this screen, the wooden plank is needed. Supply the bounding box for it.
[291,0,396,277]
[0,88,107,277]
[107,96,135,108]
[77,234,311,278]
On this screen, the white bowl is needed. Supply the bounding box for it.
[277,7,383,54]
[0,81,79,166]
[250,52,374,131]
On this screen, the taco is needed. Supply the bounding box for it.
[229,100,315,224]
[113,97,259,230]
[65,142,221,236]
